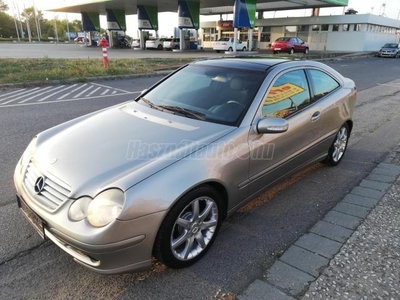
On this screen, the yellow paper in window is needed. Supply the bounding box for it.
[264,83,305,105]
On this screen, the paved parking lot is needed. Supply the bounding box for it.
[0,53,400,299]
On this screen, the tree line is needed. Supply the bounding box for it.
[0,0,83,41]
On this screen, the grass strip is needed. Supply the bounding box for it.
[0,58,197,85]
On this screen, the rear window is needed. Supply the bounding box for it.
[218,38,230,42]
[276,37,290,42]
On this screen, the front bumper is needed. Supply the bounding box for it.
[15,167,167,274]
[379,52,397,57]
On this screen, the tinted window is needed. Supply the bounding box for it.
[262,70,310,118]
[308,70,340,100]
[140,65,265,126]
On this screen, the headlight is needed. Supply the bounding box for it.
[68,197,91,221]
[87,189,124,227]
[68,189,124,227]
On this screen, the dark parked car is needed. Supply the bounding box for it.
[270,37,309,54]
[15,58,356,274]
[378,43,400,58]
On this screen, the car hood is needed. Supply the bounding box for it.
[380,47,397,51]
[33,102,235,197]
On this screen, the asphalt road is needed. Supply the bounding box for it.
[1,57,400,299]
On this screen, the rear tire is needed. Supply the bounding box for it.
[228,47,233,52]
[157,44,163,50]
[153,185,222,269]
[324,124,350,166]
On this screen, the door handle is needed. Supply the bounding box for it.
[311,111,321,122]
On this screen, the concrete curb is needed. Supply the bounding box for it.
[238,145,400,300]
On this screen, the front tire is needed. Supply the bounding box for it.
[324,124,350,166]
[304,48,309,54]
[289,48,294,55]
[228,47,233,52]
[153,185,222,269]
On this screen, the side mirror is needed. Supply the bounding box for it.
[257,117,289,134]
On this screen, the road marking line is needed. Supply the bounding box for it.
[101,89,110,95]
[0,91,141,108]
[86,86,101,97]
[377,83,400,88]
[73,85,94,98]
[0,89,27,99]
[38,85,83,102]
[57,84,86,100]
[18,86,62,103]
[0,87,41,105]
[91,82,131,93]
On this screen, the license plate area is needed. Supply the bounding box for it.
[275,48,281,51]
[17,196,46,240]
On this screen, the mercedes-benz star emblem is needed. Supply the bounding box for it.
[34,176,46,194]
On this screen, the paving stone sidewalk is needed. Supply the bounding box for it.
[238,146,400,300]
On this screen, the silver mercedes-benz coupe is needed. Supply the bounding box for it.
[14,58,357,274]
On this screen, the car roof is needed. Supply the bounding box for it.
[193,58,289,72]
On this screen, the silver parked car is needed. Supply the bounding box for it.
[378,43,400,58]
[15,59,357,274]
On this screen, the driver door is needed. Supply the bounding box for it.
[248,69,322,196]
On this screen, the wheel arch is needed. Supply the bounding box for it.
[167,181,229,221]
[346,120,353,134]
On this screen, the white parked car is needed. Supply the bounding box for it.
[163,38,180,50]
[213,38,246,53]
[131,38,141,48]
[146,38,166,50]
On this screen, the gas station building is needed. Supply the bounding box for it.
[47,0,400,52]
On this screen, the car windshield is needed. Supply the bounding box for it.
[383,43,398,48]
[137,64,266,126]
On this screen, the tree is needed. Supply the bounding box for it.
[0,0,8,12]
[0,12,15,38]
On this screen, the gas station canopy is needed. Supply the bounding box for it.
[47,0,348,15]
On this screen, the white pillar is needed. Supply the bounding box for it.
[179,28,184,50]
[140,30,145,49]
[233,27,238,54]
[249,28,253,51]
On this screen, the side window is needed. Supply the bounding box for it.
[308,69,340,101]
[262,70,311,118]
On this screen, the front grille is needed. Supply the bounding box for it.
[23,162,71,211]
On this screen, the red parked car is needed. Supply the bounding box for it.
[270,37,309,54]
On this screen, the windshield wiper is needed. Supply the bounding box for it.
[139,97,163,111]
[158,105,206,120]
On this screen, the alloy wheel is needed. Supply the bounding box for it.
[170,196,218,261]
[332,126,348,163]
